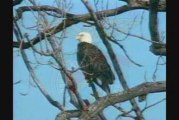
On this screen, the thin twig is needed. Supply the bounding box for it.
[107,36,143,67]
[13,19,65,111]
[81,0,144,119]
[142,98,166,112]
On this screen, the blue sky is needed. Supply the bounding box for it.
[13,0,166,120]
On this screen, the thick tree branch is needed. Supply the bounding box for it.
[13,20,64,111]
[14,5,75,21]
[81,0,144,120]
[13,1,166,119]
[149,45,166,56]
[13,19,79,49]
[14,9,87,111]
[55,110,81,120]
[13,2,165,49]
[128,0,165,11]
[79,81,165,120]
[48,36,87,110]
[14,0,165,21]
[13,0,23,6]
[149,0,166,56]
[56,81,165,120]
[24,33,53,56]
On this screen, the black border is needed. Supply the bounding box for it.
[0,0,176,120]
[0,0,13,120]
[167,0,179,120]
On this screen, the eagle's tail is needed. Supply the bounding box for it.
[103,84,111,94]
[94,79,111,94]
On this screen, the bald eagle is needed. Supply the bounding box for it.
[76,32,115,93]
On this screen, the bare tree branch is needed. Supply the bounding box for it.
[14,5,75,21]
[13,20,65,111]
[48,36,87,110]
[106,36,143,67]
[142,98,166,112]
[13,18,78,49]
[55,110,81,120]
[56,81,165,120]
[149,42,166,56]
[13,80,22,85]
[106,21,165,45]
[128,0,166,11]
[13,2,165,49]
[13,0,23,6]
[149,0,166,56]
[113,105,135,119]
[79,81,165,120]
[13,1,166,120]
[24,33,53,56]
[81,0,144,119]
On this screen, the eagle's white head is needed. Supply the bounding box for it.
[76,32,92,43]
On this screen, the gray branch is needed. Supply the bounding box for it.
[128,0,165,11]
[149,0,166,56]
[55,81,166,120]
[13,20,64,111]
[81,0,145,119]
[79,81,165,120]
[14,5,75,21]
[48,36,87,110]
[13,0,23,6]
[13,1,165,49]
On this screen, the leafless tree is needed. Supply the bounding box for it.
[13,0,166,120]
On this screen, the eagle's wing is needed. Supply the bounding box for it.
[77,42,115,93]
